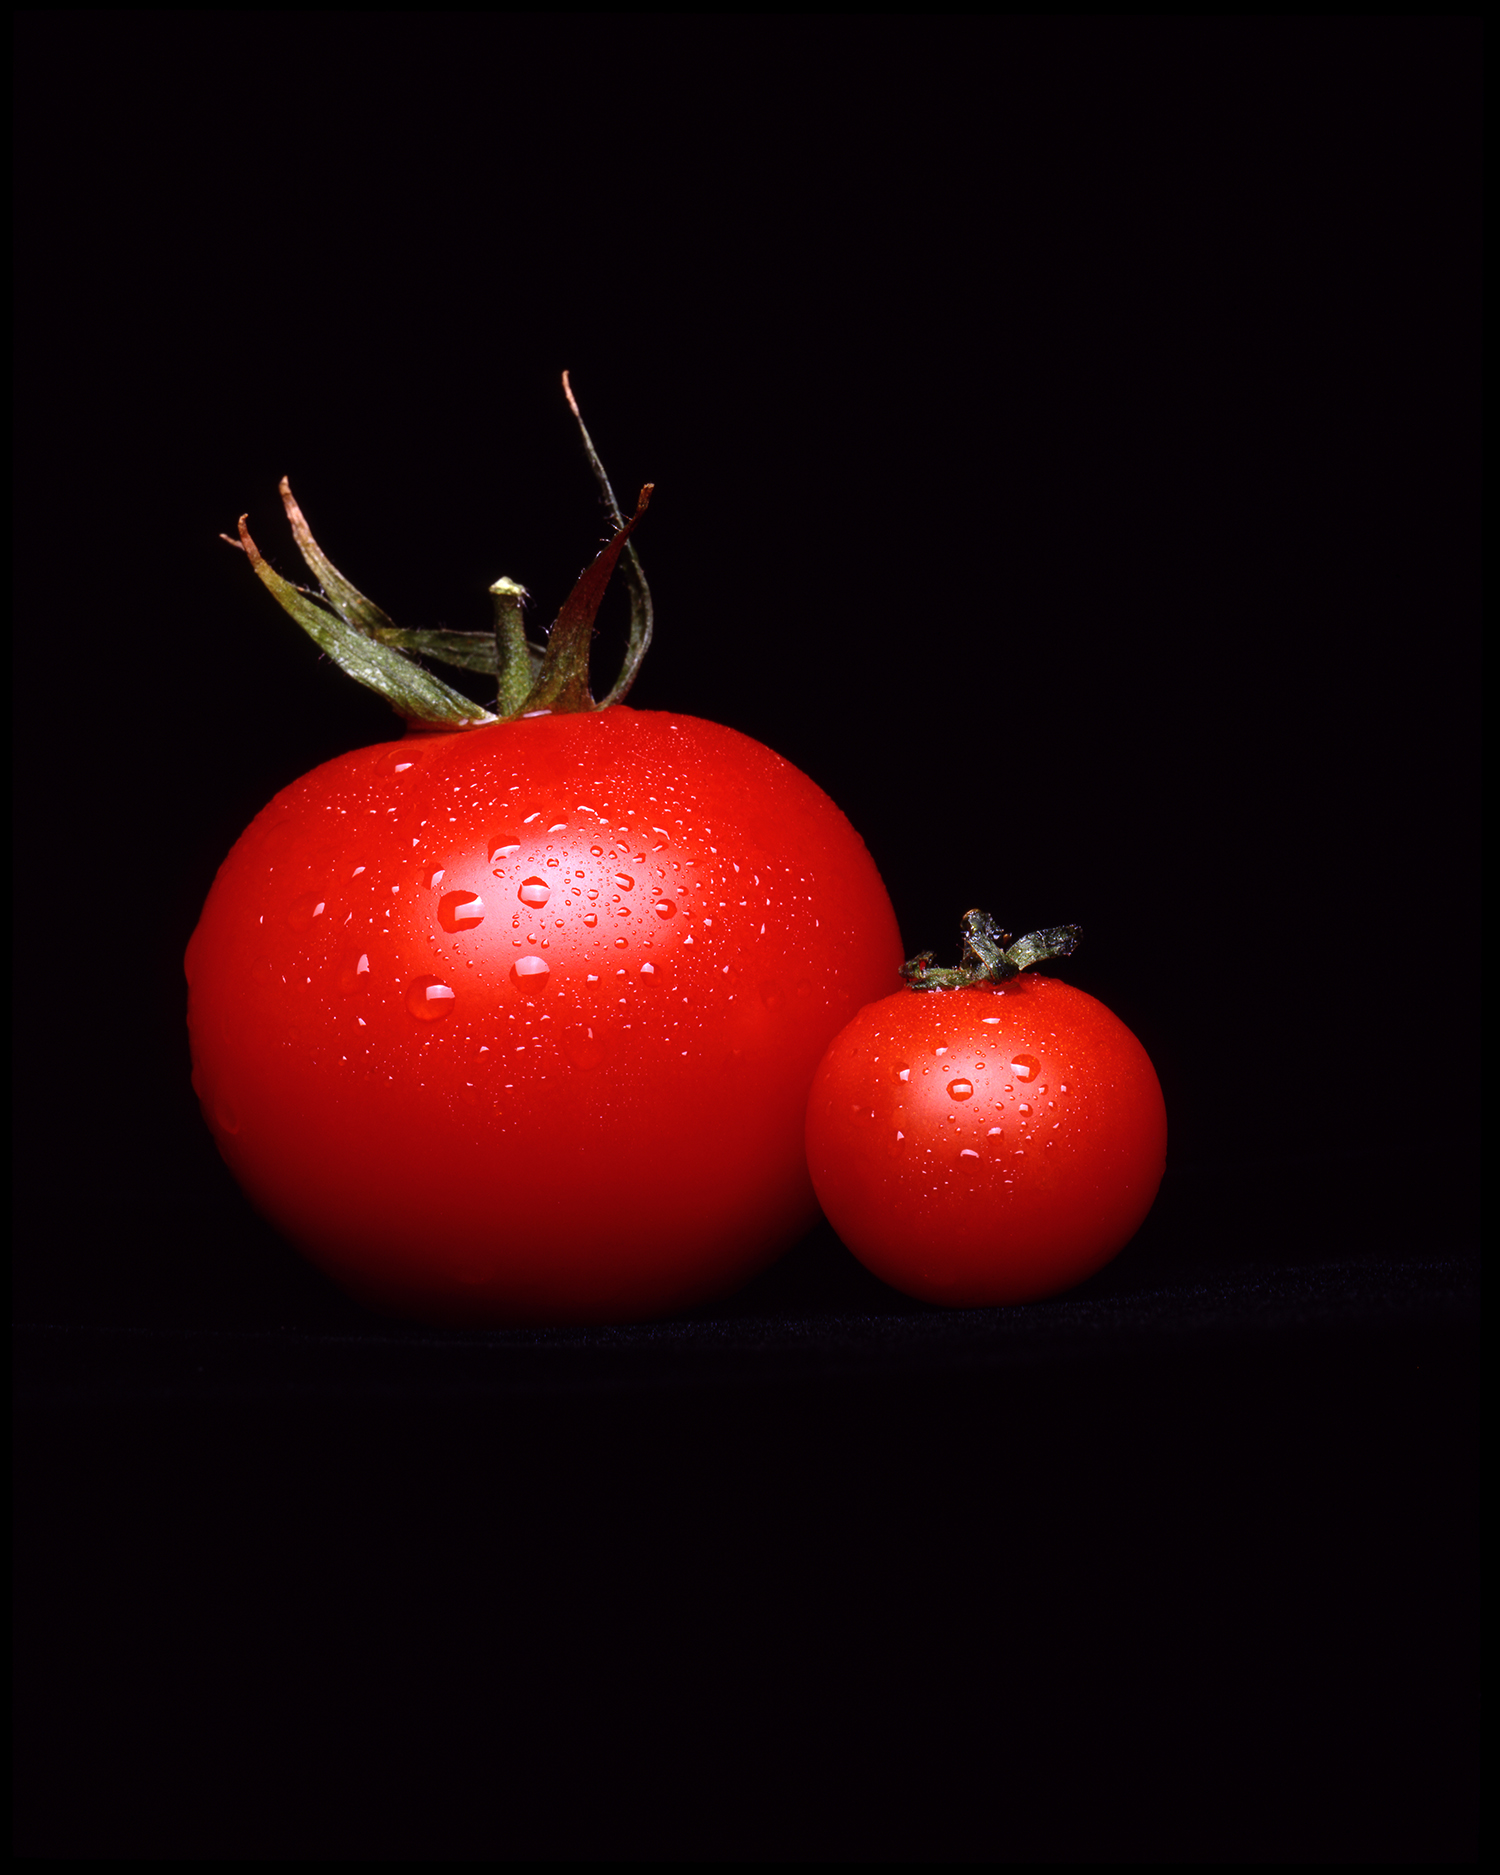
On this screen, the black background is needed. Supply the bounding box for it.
[14,13,1479,1860]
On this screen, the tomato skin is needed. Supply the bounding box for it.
[805,975,1167,1305]
[185,707,904,1324]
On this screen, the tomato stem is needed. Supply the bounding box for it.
[900,910,1081,990]
[489,577,538,717]
[222,378,656,728]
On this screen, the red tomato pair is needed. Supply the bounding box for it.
[189,391,1164,1321]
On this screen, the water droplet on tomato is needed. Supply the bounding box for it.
[895,1063,911,1083]
[1018,1102,1032,1114]
[490,841,521,869]
[377,748,420,776]
[614,872,635,891]
[337,950,371,993]
[590,845,604,856]
[959,1148,979,1161]
[288,894,326,932]
[583,913,598,927]
[420,865,446,890]
[439,891,485,933]
[509,956,551,990]
[1011,1054,1041,1082]
[653,900,677,919]
[947,1079,974,1100]
[518,877,550,908]
[406,977,456,1020]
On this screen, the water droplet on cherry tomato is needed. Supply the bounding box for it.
[653,900,677,919]
[490,841,521,869]
[518,877,551,908]
[509,956,551,990]
[1011,1054,1041,1081]
[377,748,420,777]
[406,977,457,1020]
[959,1148,979,1161]
[288,894,326,932]
[438,891,486,933]
[583,914,598,927]
[337,950,371,994]
[614,873,635,891]
[590,845,604,856]
[420,865,446,890]
[947,1079,974,1100]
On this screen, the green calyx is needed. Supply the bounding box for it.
[222,374,654,728]
[900,910,1082,991]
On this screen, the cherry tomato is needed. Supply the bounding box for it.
[185,706,903,1324]
[805,973,1167,1305]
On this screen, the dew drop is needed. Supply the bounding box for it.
[947,1079,975,1101]
[439,891,486,933]
[590,845,604,856]
[614,938,628,949]
[1011,1053,1041,1082]
[377,748,420,776]
[288,894,326,932]
[583,913,598,927]
[1018,1103,1032,1114]
[653,899,677,919]
[509,956,552,990]
[421,865,446,890]
[959,1148,979,1160]
[518,877,551,908]
[337,950,371,994]
[490,841,521,868]
[613,872,635,891]
[406,976,457,1021]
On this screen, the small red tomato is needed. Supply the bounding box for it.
[806,922,1166,1305]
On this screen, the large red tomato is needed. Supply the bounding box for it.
[805,970,1167,1305]
[186,706,903,1323]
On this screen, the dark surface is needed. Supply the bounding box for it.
[14,14,1479,1861]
